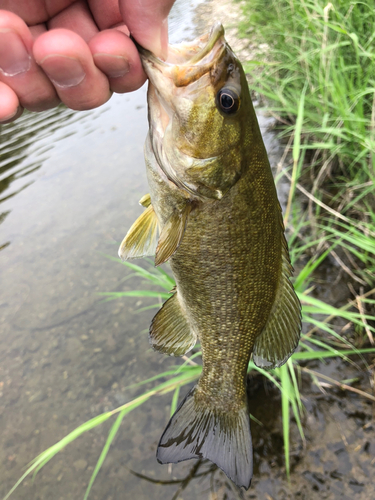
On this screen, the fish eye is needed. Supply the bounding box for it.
[216,87,240,114]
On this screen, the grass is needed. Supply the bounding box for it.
[239,0,375,189]
[238,0,375,282]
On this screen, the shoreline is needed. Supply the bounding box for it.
[194,0,268,71]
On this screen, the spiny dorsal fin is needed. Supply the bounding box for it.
[252,231,302,369]
[149,292,197,356]
[118,204,158,260]
[155,203,192,267]
[157,387,253,490]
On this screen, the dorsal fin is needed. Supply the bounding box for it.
[253,224,302,368]
[155,203,192,267]
[118,201,158,261]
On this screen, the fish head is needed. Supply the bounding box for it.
[139,22,259,200]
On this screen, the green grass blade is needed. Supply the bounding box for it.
[135,303,161,313]
[293,81,308,163]
[278,364,291,478]
[3,413,113,500]
[284,81,307,226]
[98,290,171,301]
[3,367,203,500]
[170,386,180,417]
[83,408,128,500]
[287,360,305,441]
[250,414,264,426]
[249,362,283,392]
[292,347,375,360]
[293,240,341,291]
[287,359,302,413]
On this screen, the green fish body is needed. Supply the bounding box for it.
[119,23,301,489]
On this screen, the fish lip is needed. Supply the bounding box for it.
[135,22,225,68]
[131,36,169,68]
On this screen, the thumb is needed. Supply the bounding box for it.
[120,0,175,58]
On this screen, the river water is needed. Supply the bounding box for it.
[1,1,374,499]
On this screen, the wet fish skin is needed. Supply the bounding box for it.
[119,23,301,490]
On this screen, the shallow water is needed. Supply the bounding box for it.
[0,1,374,499]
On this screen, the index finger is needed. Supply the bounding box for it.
[119,0,175,58]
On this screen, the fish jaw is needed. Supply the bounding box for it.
[137,22,226,86]
[138,21,227,135]
[138,23,256,201]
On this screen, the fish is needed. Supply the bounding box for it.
[119,22,302,490]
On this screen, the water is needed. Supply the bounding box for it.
[1,1,374,499]
[0,3,202,499]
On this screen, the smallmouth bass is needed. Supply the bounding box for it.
[119,23,301,489]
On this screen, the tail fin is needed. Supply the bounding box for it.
[157,387,253,490]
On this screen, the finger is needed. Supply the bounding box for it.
[47,0,99,43]
[0,82,23,123]
[0,1,76,25]
[87,0,146,92]
[29,23,48,41]
[89,29,146,93]
[0,10,59,112]
[87,0,123,30]
[33,29,111,110]
[120,0,175,58]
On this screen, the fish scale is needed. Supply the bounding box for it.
[119,22,302,489]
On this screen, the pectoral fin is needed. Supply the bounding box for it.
[139,193,151,207]
[155,203,192,266]
[253,233,302,369]
[186,151,241,200]
[118,202,158,261]
[149,292,197,356]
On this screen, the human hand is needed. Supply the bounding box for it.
[0,0,175,123]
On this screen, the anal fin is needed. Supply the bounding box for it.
[118,202,158,261]
[149,292,196,356]
[155,203,192,267]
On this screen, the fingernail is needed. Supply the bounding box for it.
[146,25,163,59]
[160,18,169,60]
[0,30,31,76]
[132,20,167,61]
[148,19,169,60]
[93,54,130,78]
[1,106,20,123]
[39,55,86,88]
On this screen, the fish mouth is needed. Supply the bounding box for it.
[135,22,226,87]
[138,23,228,196]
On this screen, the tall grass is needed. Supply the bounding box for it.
[240,0,375,189]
